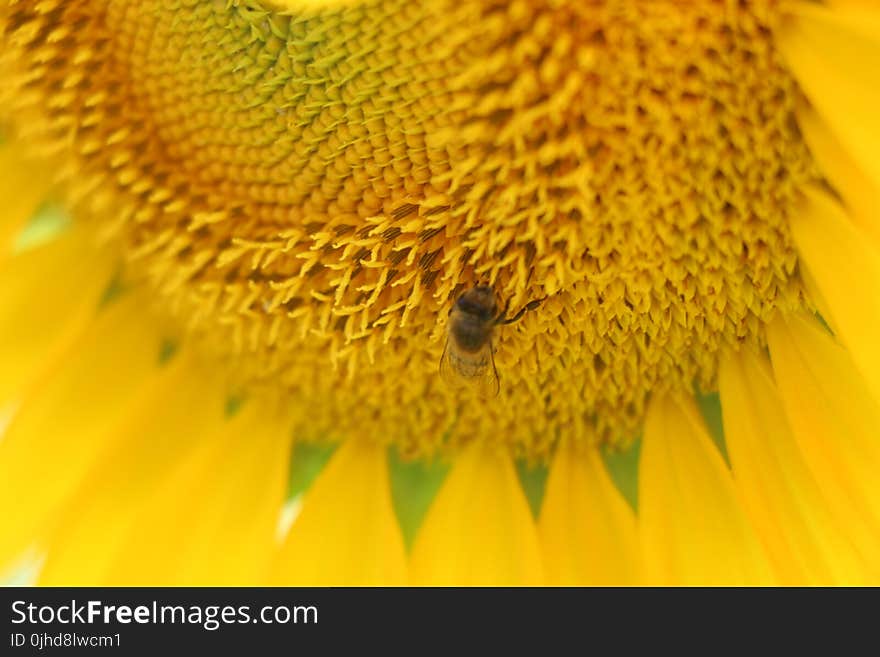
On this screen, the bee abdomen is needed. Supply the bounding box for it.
[448,349,489,378]
[452,316,490,352]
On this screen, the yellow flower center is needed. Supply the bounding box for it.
[2,0,819,458]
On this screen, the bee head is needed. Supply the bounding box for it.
[456,285,497,321]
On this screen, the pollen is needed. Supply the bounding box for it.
[0,0,819,458]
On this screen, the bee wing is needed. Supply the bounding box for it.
[440,338,500,398]
[440,337,472,391]
[475,341,501,399]
[439,338,462,388]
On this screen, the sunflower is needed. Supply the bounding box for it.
[1,0,878,587]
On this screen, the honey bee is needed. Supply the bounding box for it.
[440,285,544,397]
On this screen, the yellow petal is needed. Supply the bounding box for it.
[777,2,880,190]
[0,292,165,572]
[538,438,639,585]
[0,226,116,406]
[0,145,53,256]
[410,444,544,586]
[788,184,880,404]
[766,312,880,570]
[719,346,876,584]
[795,106,880,246]
[271,438,407,586]
[639,393,774,585]
[826,1,876,8]
[99,402,291,586]
[797,263,838,337]
[37,354,232,585]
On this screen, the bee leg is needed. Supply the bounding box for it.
[497,296,547,325]
[495,298,511,323]
[498,306,526,325]
[489,343,501,397]
[491,298,512,325]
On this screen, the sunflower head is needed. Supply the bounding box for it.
[0,0,826,459]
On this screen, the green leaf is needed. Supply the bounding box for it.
[288,441,337,499]
[695,390,730,466]
[602,438,641,511]
[388,448,449,551]
[515,460,548,519]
